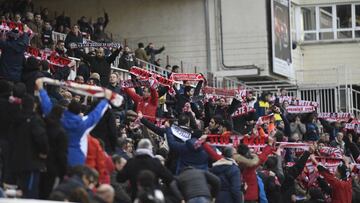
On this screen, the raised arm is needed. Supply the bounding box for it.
[82,99,109,129]
[106,48,121,64]
[149,87,158,105]
[154,46,165,55]
[140,117,166,137]
[123,88,141,103]
[202,142,223,161]
[36,78,53,116]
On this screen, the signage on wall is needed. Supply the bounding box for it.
[271,0,293,77]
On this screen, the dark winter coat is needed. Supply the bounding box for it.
[21,68,45,94]
[176,166,220,201]
[64,31,83,57]
[116,153,173,200]
[145,46,164,64]
[91,108,117,153]
[118,53,135,70]
[44,117,68,179]
[210,158,243,203]
[0,33,29,82]
[8,113,49,173]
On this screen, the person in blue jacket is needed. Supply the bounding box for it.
[165,114,209,175]
[210,147,243,203]
[35,77,112,166]
[0,28,30,82]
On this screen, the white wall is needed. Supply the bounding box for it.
[296,42,360,85]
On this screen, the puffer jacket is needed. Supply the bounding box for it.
[210,158,243,203]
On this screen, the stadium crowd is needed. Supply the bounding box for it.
[0,1,360,203]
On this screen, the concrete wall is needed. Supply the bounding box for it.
[36,0,208,73]
[219,0,269,71]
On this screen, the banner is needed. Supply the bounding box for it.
[318,112,353,122]
[231,104,255,118]
[69,42,122,49]
[42,78,124,107]
[203,87,237,97]
[119,79,150,88]
[271,96,319,107]
[271,0,292,77]
[286,106,315,114]
[170,73,205,81]
[293,100,319,107]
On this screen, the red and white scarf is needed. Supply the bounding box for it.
[286,106,316,114]
[42,78,124,107]
[170,73,205,81]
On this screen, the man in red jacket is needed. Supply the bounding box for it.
[238,141,273,202]
[123,79,158,122]
[312,155,352,203]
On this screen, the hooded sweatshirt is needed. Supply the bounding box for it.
[39,89,109,166]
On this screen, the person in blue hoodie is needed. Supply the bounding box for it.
[0,28,30,82]
[35,77,112,167]
[210,147,243,203]
[165,116,209,175]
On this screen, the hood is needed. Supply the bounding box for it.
[61,110,83,130]
[211,158,235,173]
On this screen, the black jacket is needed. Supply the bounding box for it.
[8,113,49,173]
[118,53,135,70]
[145,46,165,64]
[44,117,68,178]
[91,108,117,153]
[21,69,45,94]
[0,33,29,82]
[64,31,83,57]
[117,153,173,200]
[78,49,120,87]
